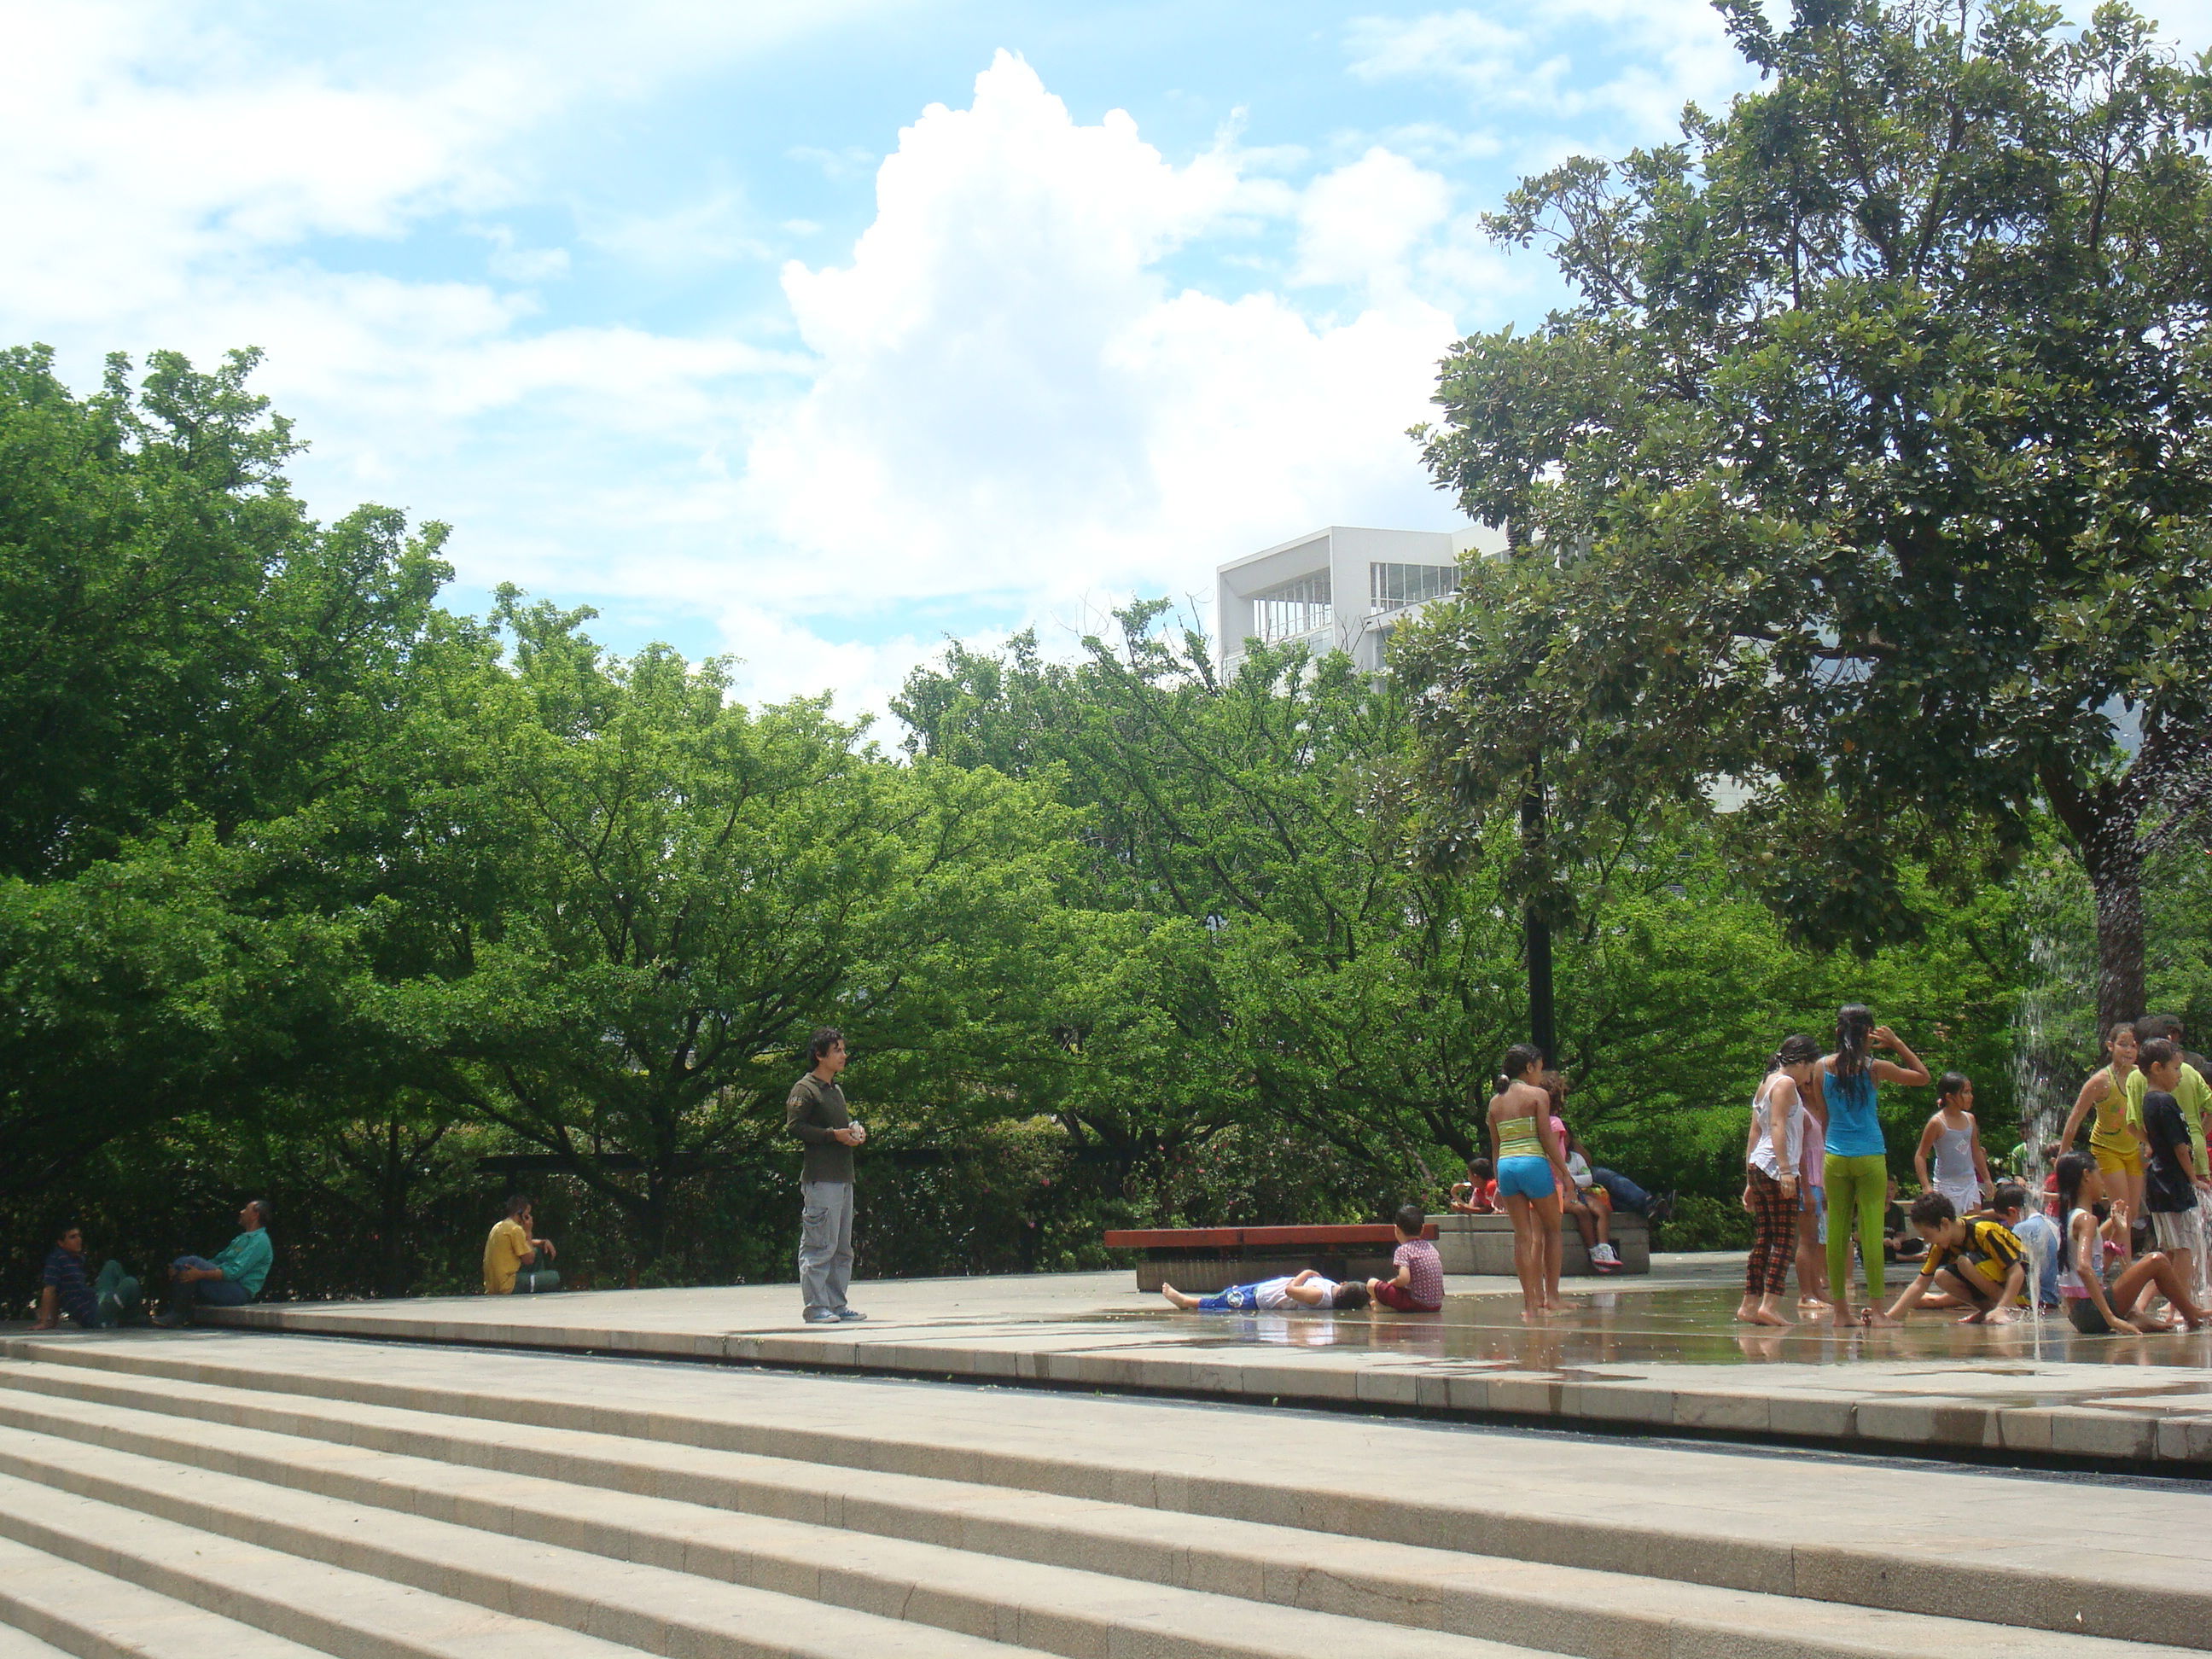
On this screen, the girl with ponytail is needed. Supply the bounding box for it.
[1488,1043,1572,1322]
[1817,1005,1931,1328]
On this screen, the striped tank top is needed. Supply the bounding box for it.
[1497,1115,1542,1159]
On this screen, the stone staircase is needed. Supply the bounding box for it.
[0,1333,2200,1659]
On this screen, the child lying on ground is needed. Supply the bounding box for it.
[1160,1270,1371,1312]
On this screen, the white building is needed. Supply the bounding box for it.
[1214,524,1507,676]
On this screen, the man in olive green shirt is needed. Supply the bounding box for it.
[787,1027,864,1324]
[2129,1016,2211,1172]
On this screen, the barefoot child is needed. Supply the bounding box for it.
[1160,1270,1372,1312]
[1370,1203,1445,1311]
[2137,1038,2207,1296]
[1490,1043,1572,1322]
[2052,1152,2209,1334]
[1913,1073,1992,1219]
[1880,1192,2025,1324]
[1819,1006,1931,1327]
[2059,1023,2149,1225]
[1739,1036,1819,1328]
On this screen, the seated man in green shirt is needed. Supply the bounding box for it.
[154,1198,273,1326]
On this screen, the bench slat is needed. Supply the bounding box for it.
[1103,1223,1435,1249]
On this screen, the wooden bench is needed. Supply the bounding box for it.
[1102,1223,1437,1293]
[1428,1211,1650,1276]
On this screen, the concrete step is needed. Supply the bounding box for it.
[0,1534,325,1659]
[0,1358,2193,1659]
[0,1466,652,1659]
[0,1626,70,1659]
[8,1337,2204,1652]
[0,1416,1564,1659]
[0,1627,71,1659]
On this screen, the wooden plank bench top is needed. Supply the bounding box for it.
[1103,1223,1435,1249]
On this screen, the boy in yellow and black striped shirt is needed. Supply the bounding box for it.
[1877,1192,2026,1325]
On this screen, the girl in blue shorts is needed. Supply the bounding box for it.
[1488,1042,1573,1321]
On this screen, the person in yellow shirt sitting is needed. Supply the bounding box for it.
[483,1196,560,1295]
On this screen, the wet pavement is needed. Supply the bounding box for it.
[97,1254,2212,1468]
[1086,1275,2212,1371]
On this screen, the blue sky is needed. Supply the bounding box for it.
[9,0,2206,712]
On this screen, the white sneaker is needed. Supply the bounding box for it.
[1591,1243,1621,1269]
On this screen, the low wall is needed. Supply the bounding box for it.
[1429,1211,1650,1276]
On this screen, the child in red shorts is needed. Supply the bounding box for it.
[1371,1203,1445,1312]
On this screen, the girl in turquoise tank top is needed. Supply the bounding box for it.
[1819,1004,1930,1328]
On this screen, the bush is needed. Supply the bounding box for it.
[1660,1191,1754,1252]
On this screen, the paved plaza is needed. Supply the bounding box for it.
[0,1321,2208,1659]
[187,1253,2212,1470]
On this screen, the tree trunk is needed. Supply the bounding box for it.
[1524,901,1555,1065]
[2042,765,2149,1036]
[2084,836,2147,1034]
[1519,760,1555,1062]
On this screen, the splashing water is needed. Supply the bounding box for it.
[2008,858,2095,1196]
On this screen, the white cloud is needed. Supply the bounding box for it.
[0,11,1508,721]
[1293,148,1453,297]
[740,52,1467,642]
[1347,3,1757,145]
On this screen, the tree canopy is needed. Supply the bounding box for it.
[1405,0,2212,1027]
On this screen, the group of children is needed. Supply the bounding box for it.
[1152,1006,2212,1339]
[1740,1006,2212,1336]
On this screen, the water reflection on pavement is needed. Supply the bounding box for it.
[1074,1284,2212,1371]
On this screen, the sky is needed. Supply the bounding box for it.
[9,1,2210,716]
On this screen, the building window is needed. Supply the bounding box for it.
[1369,562,1458,613]
[1251,572,1331,643]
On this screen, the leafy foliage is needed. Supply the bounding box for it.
[1405,0,2212,1026]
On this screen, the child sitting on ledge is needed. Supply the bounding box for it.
[1449,1159,1498,1214]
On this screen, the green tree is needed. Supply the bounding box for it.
[1406,0,2212,1027]
[899,608,1530,1189]
[387,593,1069,1266]
[0,347,451,1192]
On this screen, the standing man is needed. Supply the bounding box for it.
[787,1027,864,1324]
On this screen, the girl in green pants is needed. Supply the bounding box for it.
[1816,1004,1930,1327]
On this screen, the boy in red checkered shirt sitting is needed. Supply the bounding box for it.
[1370,1203,1445,1312]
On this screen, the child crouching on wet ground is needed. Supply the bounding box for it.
[1370,1203,1444,1312]
[1877,1192,2026,1324]
[1160,1269,1372,1313]
[1985,1184,2061,1310]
